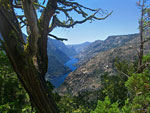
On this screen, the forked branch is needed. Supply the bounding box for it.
[48,11,113,31]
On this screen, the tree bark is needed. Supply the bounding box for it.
[16,59,59,113]
[0,3,59,113]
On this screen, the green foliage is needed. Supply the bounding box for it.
[125,69,150,113]
[126,70,150,96]
[57,94,90,113]
[100,72,128,107]
[0,50,33,112]
[143,54,150,63]
[47,81,61,103]
[92,55,150,113]
[0,50,61,112]
[121,99,132,113]
[91,97,120,113]
[73,91,98,112]
[115,58,138,76]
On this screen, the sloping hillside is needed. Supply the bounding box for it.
[76,34,139,66]
[49,38,77,57]
[57,33,150,96]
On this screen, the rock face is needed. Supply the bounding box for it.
[76,34,139,66]
[46,38,71,78]
[47,38,70,64]
[57,33,150,96]
[49,38,77,57]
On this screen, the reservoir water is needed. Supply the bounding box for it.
[50,57,78,88]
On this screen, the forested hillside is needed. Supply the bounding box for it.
[46,38,71,78]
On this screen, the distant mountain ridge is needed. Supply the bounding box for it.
[67,42,91,53]
[56,33,150,96]
[76,33,139,66]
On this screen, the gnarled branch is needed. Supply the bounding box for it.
[52,11,112,29]
[48,34,68,41]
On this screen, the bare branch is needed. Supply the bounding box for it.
[39,0,57,39]
[42,0,46,5]
[48,16,58,32]
[16,15,27,28]
[57,6,88,18]
[136,49,140,58]
[119,71,130,78]
[58,1,97,12]
[135,62,150,73]
[54,11,113,28]
[40,0,57,28]
[138,0,146,73]
[33,2,45,8]
[22,0,40,56]
[58,6,78,12]
[13,5,22,9]
[115,64,130,78]
[48,34,68,41]
[56,1,111,28]
[21,24,26,28]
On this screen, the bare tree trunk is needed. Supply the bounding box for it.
[138,0,145,73]
[0,4,59,113]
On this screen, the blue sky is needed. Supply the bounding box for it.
[51,0,141,44]
[21,0,141,45]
